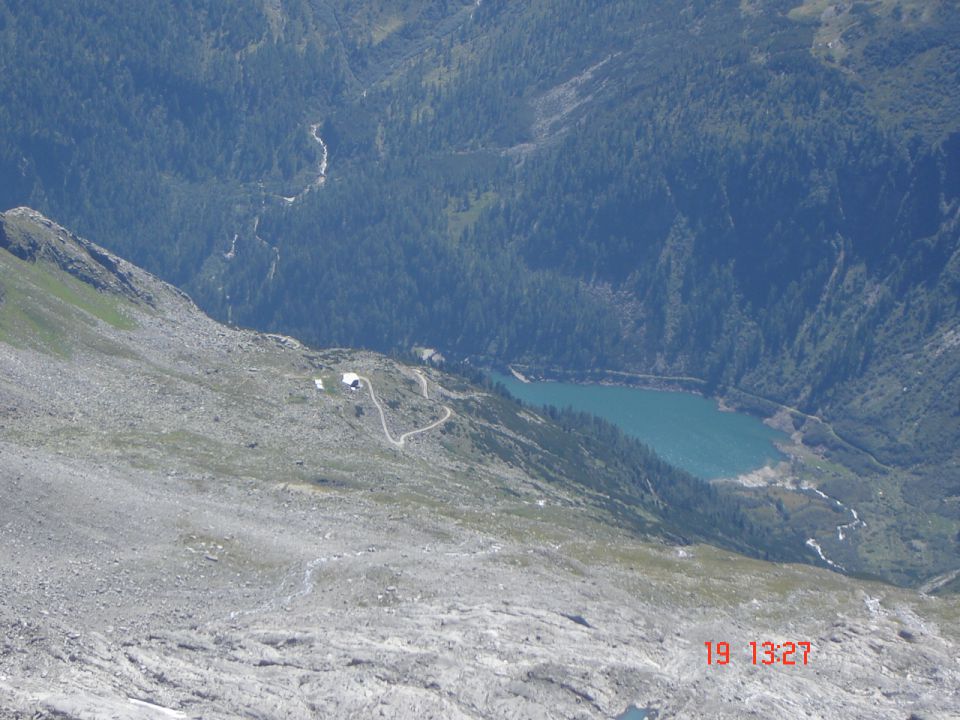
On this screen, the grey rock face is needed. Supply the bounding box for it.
[0,208,150,303]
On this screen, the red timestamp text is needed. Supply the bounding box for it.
[704,641,812,666]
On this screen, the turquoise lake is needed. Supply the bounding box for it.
[491,373,785,480]
[615,707,653,720]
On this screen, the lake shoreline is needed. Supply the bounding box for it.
[494,364,826,486]
[505,365,889,481]
[497,364,844,458]
[489,367,789,480]
[498,364,709,395]
[498,364,787,422]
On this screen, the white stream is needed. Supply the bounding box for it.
[222,124,329,318]
[282,123,328,204]
[802,484,866,570]
[805,538,843,570]
[226,552,341,622]
[310,123,328,182]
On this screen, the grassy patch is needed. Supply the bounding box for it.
[20,256,135,330]
[0,298,70,357]
[0,252,136,356]
[371,15,404,45]
[787,0,831,23]
[446,190,499,242]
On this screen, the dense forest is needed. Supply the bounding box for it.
[1,0,958,583]
[465,375,813,564]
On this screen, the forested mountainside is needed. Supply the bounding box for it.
[1,1,958,581]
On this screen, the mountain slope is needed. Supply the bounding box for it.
[1,1,958,583]
[0,206,811,564]
[2,209,959,718]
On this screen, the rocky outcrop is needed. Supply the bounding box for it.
[0,207,152,304]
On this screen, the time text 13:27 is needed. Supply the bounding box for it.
[704,641,812,665]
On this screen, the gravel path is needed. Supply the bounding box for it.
[359,374,452,447]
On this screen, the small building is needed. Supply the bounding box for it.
[341,372,361,389]
[313,378,324,391]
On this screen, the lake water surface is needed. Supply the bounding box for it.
[615,707,654,720]
[492,373,785,480]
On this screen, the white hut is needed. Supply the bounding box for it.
[341,372,361,389]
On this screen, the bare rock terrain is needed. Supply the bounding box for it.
[1,208,958,719]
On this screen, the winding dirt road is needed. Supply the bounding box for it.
[359,374,452,448]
